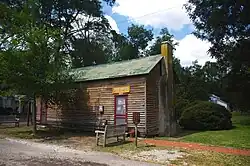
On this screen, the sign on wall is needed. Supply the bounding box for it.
[133,112,140,125]
[112,86,130,95]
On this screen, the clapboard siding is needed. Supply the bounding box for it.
[40,76,147,135]
[146,59,163,136]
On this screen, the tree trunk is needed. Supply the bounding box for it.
[31,99,36,134]
[27,101,30,126]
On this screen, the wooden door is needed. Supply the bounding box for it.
[114,95,127,125]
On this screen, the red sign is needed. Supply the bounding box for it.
[133,112,140,125]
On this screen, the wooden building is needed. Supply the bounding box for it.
[36,54,173,137]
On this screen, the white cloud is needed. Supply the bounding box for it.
[105,15,120,33]
[174,34,216,66]
[112,0,190,30]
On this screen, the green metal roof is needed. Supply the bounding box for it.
[71,55,163,82]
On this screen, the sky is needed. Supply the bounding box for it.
[102,0,216,66]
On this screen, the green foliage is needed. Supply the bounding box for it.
[173,58,228,120]
[179,101,232,130]
[71,39,109,67]
[0,0,116,69]
[185,0,250,111]
[149,28,178,55]
[128,24,154,51]
[111,24,153,61]
[0,0,72,99]
[169,113,250,149]
[175,99,190,120]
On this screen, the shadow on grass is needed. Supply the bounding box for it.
[153,129,202,139]
[171,130,201,138]
[36,128,96,141]
[0,125,96,141]
[105,140,131,147]
[97,140,160,154]
[169,126,239,139]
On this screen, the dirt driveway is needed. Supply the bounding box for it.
[0,138,159,166]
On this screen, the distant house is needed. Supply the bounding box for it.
[209,94,230,110]
[36,55,173,137]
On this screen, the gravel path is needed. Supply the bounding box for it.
[0,138,159,166]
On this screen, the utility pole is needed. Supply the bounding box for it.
[160,41,177,136]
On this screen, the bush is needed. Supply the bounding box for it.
[175,99,190,120]
[179,101,232,130]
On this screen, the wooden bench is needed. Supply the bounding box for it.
[0,115,20,127]
[95,124,126,147]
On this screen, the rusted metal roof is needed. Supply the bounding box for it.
[71,55,162,82]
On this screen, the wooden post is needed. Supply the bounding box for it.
[135,125,138,147]
[133,112,140,147]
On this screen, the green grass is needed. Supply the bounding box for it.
[172,150,250,166]
[0,126,69,139]
[1,123,249,165]
[159,112,250,149]
[97,141,250,166]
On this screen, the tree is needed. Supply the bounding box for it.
[185,0,250,111]
[109,24,154,62]
[202,62,225,97]
[0,0,72,133]
[0,0,116,68]
[71,39,111,67]
[149,28,178,55]
[128,24,154,52]
[69,14,114,67]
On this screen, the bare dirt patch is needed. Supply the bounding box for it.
[120,149,185,165]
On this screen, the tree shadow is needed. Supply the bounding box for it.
[171,129,202,138]
[44,84,102,136]
[104,140,131,147]
[35,127,96,141]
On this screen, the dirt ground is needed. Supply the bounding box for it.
[0,138,159,166]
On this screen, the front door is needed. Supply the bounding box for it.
[115,95,127,125]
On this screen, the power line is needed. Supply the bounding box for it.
[114,5,182,25]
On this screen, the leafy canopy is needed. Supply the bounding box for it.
[185,0,250,111]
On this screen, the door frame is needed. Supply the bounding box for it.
[114,95,128,125]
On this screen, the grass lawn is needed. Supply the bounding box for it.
[0,123,250,165]
[0,125,79,140]
[97,141,250,166]
[159,112,250,149]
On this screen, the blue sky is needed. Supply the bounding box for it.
[102,0,214,66]
[103,2,193,39]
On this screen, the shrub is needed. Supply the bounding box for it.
[175,99,190,120]
[179,101,232,130]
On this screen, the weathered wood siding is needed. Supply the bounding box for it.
[146,59,165,136]
[39,76,147,135]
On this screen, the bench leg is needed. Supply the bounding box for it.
[123,134,125,142]
[96,133,99,146]
[117,136,119,142]
[103,134,107,147]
